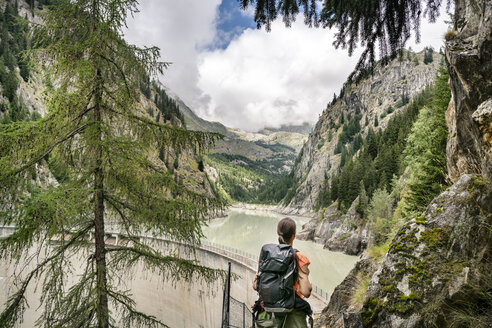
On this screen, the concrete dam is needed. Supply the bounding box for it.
[0,226,328,327]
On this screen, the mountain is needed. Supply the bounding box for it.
[162,86,230,135]
[316,1,492,326]
[258,122,313,135]
[283,49,442,214]
[165,89,308,203]
[0,0,218,202]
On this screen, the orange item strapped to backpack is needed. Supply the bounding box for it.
[294,251,310,298]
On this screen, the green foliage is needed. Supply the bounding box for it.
[339,113,362,144]
[0,1,225,327]
[395,92,409,108]
[361,297,385,326]
[325,87,432,212]
[151,82,186,127]
[197,155,204,172]
[205,153,284,203]
[0,2,32,122]
[351,274,371,307]
[4,69,18,101]
[445,270,492,328]
[423,47,434,64]
[206,149,299,205]
[368,188,394,245]
[398,65,450,217]
[315,175,331,210]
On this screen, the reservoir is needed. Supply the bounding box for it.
[202,209,359,297]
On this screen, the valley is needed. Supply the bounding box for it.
[0,0,490,327]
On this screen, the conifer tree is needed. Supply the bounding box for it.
[0,1,224,327]
[401,65,450,213]
[357,180,369,217]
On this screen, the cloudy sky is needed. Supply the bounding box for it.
[125,0,450,132]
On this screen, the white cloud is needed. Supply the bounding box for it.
[124,0,221,108]
[196,11,450,132]
[196,20,362,131]
[124,1,450,132]
[407,5,451,52]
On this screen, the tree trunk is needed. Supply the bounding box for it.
[94,67,109,328]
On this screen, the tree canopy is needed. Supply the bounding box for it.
[239,0,447,81]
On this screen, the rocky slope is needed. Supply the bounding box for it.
[360,175,491,327]
[445,0,492,182]
[292,50,442,256]
[167,90,308,202]
[0,0,217,201]
[284,50,441,214]
[318,0,492,326]
[297,199,370,255]
[170,90,308,168]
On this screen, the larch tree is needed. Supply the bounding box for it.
[0,0,225,327]
[238,0,447,81]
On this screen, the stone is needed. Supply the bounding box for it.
[316,258,379,328]
[360,175,492,327]
[445,0,492,182]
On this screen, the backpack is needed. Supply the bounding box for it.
[256,243,296,312]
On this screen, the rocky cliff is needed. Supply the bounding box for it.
[445,0,492,183]
[285,50,440,214]
[361,175,491,327]
[319,0,492,326]
[297,198,370,256]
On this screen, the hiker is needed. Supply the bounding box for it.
[253,217,313,328]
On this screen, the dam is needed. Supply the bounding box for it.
[0,223,335,328]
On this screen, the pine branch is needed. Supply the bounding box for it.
[107,290,168,328]
[0,122,94,181]
[0,223,94,327]
[106,245,226,284]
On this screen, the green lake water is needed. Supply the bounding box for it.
[202,209,359,297]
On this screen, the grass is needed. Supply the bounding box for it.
[366,242,390,262]
[444,29,457,41]
[446,266,492,328]
[351,274,371,308]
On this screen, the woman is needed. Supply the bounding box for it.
[253,217,313,327]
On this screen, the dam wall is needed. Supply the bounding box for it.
[0,226,327,327]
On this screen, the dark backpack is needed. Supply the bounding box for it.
[256,243,296,312]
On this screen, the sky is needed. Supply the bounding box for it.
[125,0,451,132]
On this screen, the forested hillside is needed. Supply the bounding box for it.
[0,1,36,123]
[274,49,441,213]
[0,0,209,199]
[297,65,450,256]
[0,0,227,326]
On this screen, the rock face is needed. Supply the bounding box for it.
[298,199,370,255]
[316,258,379,328]
[284,51,441,212]
[445,0,492,182]
[360,175,492,327]
[319,2,492,326]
